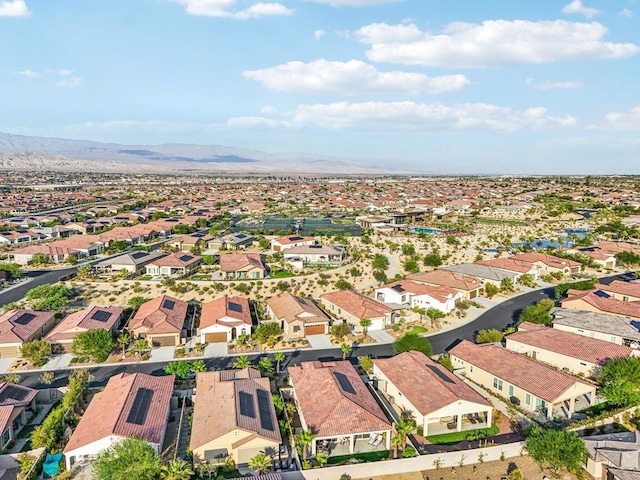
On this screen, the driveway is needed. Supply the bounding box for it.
[0,357,15,374]
[44,354,73,371]
[205,342,228,357]
[148,346,175,362]
[305,334,334,349]
[367,330,395,344]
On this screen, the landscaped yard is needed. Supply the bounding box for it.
[270,269,296,278]
[427,425,500,445]
[326,450,391,465]
[409,325,428,335]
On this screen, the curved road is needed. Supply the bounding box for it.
[13,272,628,390]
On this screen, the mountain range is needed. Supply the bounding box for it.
[0,132,404,175]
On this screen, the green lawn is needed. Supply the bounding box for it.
[410,325,428,335]
[270,270,296,278]
[427,425,500,445]
[326,450,390,465]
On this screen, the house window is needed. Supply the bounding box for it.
[2,429,10,445]
[493,377,503,391]
[525,393,531,405]
[579,362,587,366]
[623,296,629,302]
[589,332,595,338]
[338,308,341,315]
[401,295,406,303]
[508,385,514,397]
[293,326,300,333]
[611,336,616,342]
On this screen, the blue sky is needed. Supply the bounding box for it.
[1,0,639,174]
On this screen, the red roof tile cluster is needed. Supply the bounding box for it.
[449,340,592,403]
[373,351,491,416]
[381,280,459,303]
[219,253,265,272]
[129,295,188,334]
[407,270,481,292]
[596,281,640,299]
[510,252,581,269]
[64,372,174,453]
[200,296,252,329]
[562,291,640,319]
[477,258,536,274]
[149,252,201,267]
[0,309,55,344]
[288,361,391,437]
[321,290,392,319]
[507,322,634,365]
[46,306,123,342]
[266,292,330,326]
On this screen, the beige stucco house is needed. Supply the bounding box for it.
[265,292,330,339]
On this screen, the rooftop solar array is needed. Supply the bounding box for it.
[91,310,112,322]
[228,302,243,313]
[333,372,356,395]
[391,285,405,293]
[131,251,148,260]
[256,389,275,431]
[179,255,194,262]
[126,387,154,425]
[162,299,175,310]
[289,236,303,241]
[0,385,29,402]
[427,365,455,384]
[236,234,247,239]
[238,391,256,418]
[14,313,36,326]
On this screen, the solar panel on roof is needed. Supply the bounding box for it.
[309,245,322,249]
[256,389,275,431]
[131,251,147,259]
[238,391,256,418]
[162,299,175,310]
[236,234,246,239]
[391,285,405,293]
[0,385,29,402]
[91,310,112,322]
[126,387,154,425]
[289,236,303,241]
[179,255,193,262]
[228,302,243,313]
[595,290,611,298]
[14,313,36,326]
[333,372,356,395]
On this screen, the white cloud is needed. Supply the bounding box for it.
[58,69,74,77]
[172,0,293,19]
[228,101,577,132]
[14,69,39,78]
[243,59,470,95]
[314,29,325,39]
[56,76,84,88]
[603,105,640,130]
[619,8,634,18]
[354,20,639,68]
[0,0,30,17]
[306,0,403,6]
[562,0,600,19]
[526,79,583,90]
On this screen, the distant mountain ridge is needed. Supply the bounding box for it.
[0,131,404,174]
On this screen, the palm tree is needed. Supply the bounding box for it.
[258,357,274,376]
[191,359,207,373]
[391,431,403,459]
[297,429,315,460]
[360,318,372,336]
[133,339,148,357]
[160,459,194,480]
[248,453,272,475]
[232,354,251,369]
[274,351,285,372]
[272,393,284,413]
[395,418,417,450]
[315,452,329,468]
[340,343,351,360]
[196,462,218,480]
[117,333,130,358]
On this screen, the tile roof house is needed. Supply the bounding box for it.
[199,296,252,344]
[219,253,267,280]
[145,252,202,277]
[442,263,519,287]
[583,431,640,479]
[63,372,174,470]
[509,252,582,275]
[0,309,57,358]
[0,382,38,449]
[476,258,540,280]
[213,232,255,251]
[9,244,82,266]
[449,340,596,419]
[271,235,317,252]
[374,280,462,314]
[407,270,482,300]
[46,306,123,353]
[129,295,189,347]
[265,292,330,339]
[506,322,637,376]
[190,368,281,466]
[561,290,640,320]
[372,351,492,437]
[288,361,392,456]
[595,281,640,303]
[320,290,394,333]
[551,308,640,347]
[94,250,167,275]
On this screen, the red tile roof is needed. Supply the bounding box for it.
[321,290,392,319]
[510,252,581,269]
[381,280,459,303]
[288,361,391,437]
[449,340,592,403]
[150,252,201,267]
[508,322,634,366]
[219,253,265,272]
[562,291,640,319]
[129,295,188,334]
[200,296,252,329]
[0,382,37,407]
[64,373,174,453]
[407,270,481,292]
[477,258,535,274]
[46,306,122,342]
[596,281,640,299]
[373,351,491,416]
[266,292,330,326]
[0,309,55,344]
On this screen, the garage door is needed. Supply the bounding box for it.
[152,336,177,347]
[305,324,325,335]
[205,332,228,343]
[0,345,19,358]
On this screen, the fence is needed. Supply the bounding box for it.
[298,442,525,480]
